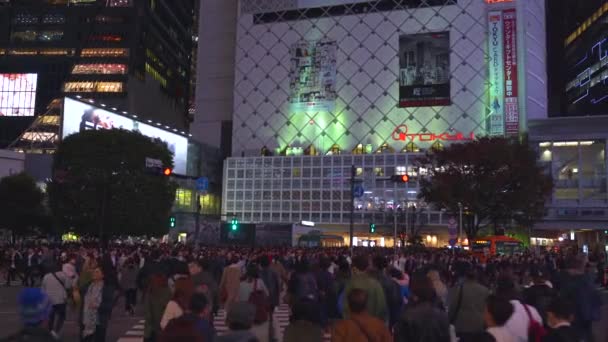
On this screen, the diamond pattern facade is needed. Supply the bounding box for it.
[233,0,493,156]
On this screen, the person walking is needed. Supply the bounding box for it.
[238,264,270,342]
[219,256,243,313]
[284,298,324,342]
[120,258,139,316]
[395,274,451,342]
[2,288,55,342]
[448,268,490,340]
[477,295,515,342]
[332,288,392,342]
[143,274,171,342]
[40,263,72,339]
[79,266,115,342]
[341,256,387,322]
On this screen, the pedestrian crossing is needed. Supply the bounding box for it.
[116,320,144,342]
[115,306,330,342]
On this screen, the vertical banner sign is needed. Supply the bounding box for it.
[502,9,519,136]
[487,11,505,136]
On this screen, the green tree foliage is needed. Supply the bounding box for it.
[48,129,177,238]
[416,137,553,240]
[0,172,45,237]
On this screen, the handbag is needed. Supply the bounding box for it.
[51,273,71,303]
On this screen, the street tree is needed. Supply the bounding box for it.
[48,129,177,239]
[416,137,553,240]
[0,172,45,239]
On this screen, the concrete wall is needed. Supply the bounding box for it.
[0,150,24,178]
[191,0,238,149]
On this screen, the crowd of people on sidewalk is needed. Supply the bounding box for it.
[0,243,604,342]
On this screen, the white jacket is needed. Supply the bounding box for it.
[41,271,71,305]
[504,300,543,342]
[160,300,183,330]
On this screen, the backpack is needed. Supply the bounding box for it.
[248,279,269,324]
[522,303,547,342]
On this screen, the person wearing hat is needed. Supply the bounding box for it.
[2,288,55,341]
[216,301,258,342]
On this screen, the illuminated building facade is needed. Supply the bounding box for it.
[216,0,548,246]
[0,0,196,145]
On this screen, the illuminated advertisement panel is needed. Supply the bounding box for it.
[62,97,188,174]
[503,9,519,136]
[398,32,450,107]
[0,73,37,116]
[289,39,337,112]
[487,11,505,136]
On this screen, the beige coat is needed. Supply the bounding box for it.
[219,264,242,311]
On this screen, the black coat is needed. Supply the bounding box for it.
[395,301,451,342]
[542,326,581,342]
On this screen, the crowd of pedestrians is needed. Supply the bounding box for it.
[0,243,604,342]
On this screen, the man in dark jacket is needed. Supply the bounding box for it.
[3,288,55,342]
[189,259,219,315]
[259,256,280,313]
[523,268,555,323]
[369,255,403,328]
[543,298,580,342]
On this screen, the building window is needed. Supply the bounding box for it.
[95,15,125,23]
[353,144,365,155]
[72,64,127,75]
[106,0,132,7]
[175,188,192,209]
[69,0,97,4]
[8,49,37,55]
[40,49,73,56]
[81,48,129,58]
[63,81,124,93]
[88,34,123,42]
[327,144,341,155]
[11,30,37,42]
[376,143,394,154]
[403,141,420,153]
[38,31,64,41]
[42,14,65,24]
[145,63,167,87]
[13,13,38,25]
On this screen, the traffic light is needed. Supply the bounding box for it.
[169,216,176,228]
[391,174,409,183]
[369,223,376,233]
[231,217,239,231]
[163,167,173,176]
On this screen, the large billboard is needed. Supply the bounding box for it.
[503,9,519,135]
[0,74,37,116]
[398,32,450,107]
[62,97,188,174]
[487,11,506,136]
[289,39,337,112]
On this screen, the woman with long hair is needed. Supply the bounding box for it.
[238,263,270,342]
[160,278,194,330]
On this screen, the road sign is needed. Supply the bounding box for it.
[195,177,209,191]
[353,185,365,198]
[449,238,457,247]
[145,157,162,168]
[448,217,457,239]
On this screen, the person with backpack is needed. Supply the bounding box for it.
[495,276,545,342]
[368,256,403,328]
[238,263,270,342]
[40,263,72,339]
[287,259,319,306]
[341,256,387,322]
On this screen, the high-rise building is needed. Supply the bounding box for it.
[212,0,547,246]
[546,0,608,116]
[0,0,196,146]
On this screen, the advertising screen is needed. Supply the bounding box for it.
[289,39,337,112]
[62,97,188,174]
[0,74,38,116]
[398,33,450,107]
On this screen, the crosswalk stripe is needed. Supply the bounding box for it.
[116,339,142,342]
[125,331,144,336]
[132,325,144,329]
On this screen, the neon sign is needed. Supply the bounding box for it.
[391,125,475,142]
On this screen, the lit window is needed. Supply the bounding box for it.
[40,49,72,56]
[63,82,124,93]
[38,31,63,41]
[81,48,129,58]
[8,49,37,55]
[175,188,192,208]
[145,63,167,87]
[353,144,366,155]
[403,141,420,153]
[72,64,127,75]
[327,144,341,155]
[376,143,394,154]
[13,13,38,25]
[89,34,123,42]
[11,30,37,42]
[95,15,125,23]
[42,14,65,24]
[106,0,132,6]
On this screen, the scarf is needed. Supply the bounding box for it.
[82,282,103,338]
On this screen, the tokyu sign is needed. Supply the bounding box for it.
[392,125,475,142]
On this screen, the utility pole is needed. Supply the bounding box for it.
[349,165,356,256]
[194,193,201,243]
[393,209,397,255]
[458,202,463,246]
